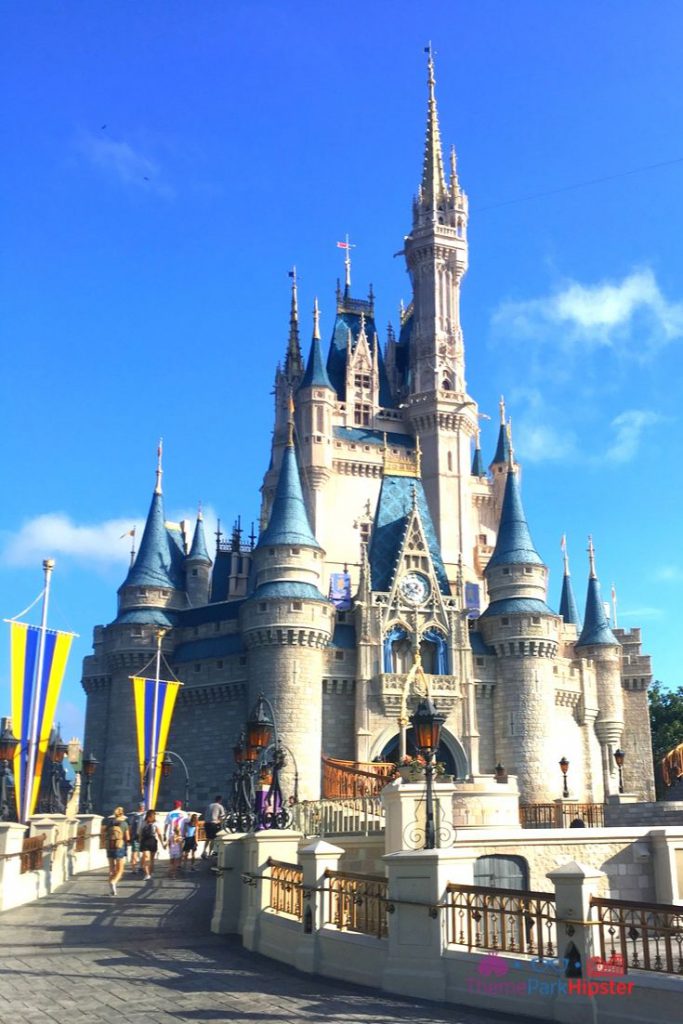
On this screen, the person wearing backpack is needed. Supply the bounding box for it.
[104,806,130,896]
[127,801,145,875]
[139,809,166,881]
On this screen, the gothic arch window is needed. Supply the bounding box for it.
[421,627,449,674]
[442,379,452,390]
[393,638,413,673]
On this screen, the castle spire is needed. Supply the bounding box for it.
[187,504,211,564]
[300,298,333,390]
[471,428,485,477]
[119,452,183,591]
[155,437,163,494]
[487,465,544,569]
[558,536,581,627]
[577,538,617,647]
[284,267,303,381]
[258,440,321,550]
[491,396,511,466]
[420,44,448,210]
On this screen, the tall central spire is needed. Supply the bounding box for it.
[284,267,303,382]
[420,44,448,210]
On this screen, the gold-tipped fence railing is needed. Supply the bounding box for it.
[266,857,304,921]
[519,802,605,829]
[446,883,557,960]
[322,757,395,799]
[325,869,389,939]
[591,895,683,975]
[20,836,46,874]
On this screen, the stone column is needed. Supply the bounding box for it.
[0,822,29,912]
[650,828,683,904]
[546,860,605,973]
[240,829,302,951]
[211,832,249,935]
[28,815,58,894]
[296,839,345,973]
[74,814,106,871]
[382,777,456,854]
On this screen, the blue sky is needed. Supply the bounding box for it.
[2,1,683,741]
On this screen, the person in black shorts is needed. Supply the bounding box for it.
[201,795,225,858]
[139,809,166,881]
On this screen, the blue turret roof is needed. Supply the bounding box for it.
[187,514,211,564]
[326,303,394,406]
[300,335,333,390]
[368,474,449,594]
[491,422,510,466]
[577,576,617,647]
[559,571,581,628]
[487,469,544,569]
[258,444,321,549]
[471,445,485,477]
[120,490,185,591]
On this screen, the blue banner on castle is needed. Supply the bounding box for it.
[329,572,352,610]
[465,582,481,618]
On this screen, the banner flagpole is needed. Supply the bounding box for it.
[22,559,55,823]
[146,629,165,810]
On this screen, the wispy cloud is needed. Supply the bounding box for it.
[78,132,174,198]
[619,607,663,619]
[494,268,683,356]
[508,387,578,463]
[2,508,217,569]
[653,565,683,583]
[604,409,662,463]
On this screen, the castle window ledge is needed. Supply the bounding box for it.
[378,672,461,698]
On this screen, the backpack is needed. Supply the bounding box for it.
[140,822,155,843]
[129,812,143,840]
[107,819,125,851]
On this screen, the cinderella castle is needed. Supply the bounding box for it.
[82,52,655,813]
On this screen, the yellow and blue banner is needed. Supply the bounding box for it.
[131,675,182,808]
[10,621,73,820]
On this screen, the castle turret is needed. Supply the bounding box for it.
[185,507,212,607]
[403,47,478,574]
[576,537,624,798]
[297,299,336,540]
[478,459,562,802]
[240,423,333,800]
[471,428,485,478]
[558,540,581,629]
[489,396,512,511]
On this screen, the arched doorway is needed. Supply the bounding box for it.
[474,855,529,890]
[377,728,467,779]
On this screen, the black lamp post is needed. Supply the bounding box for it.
[410,696,446,850]
[225,694,291,833]
[559,757,570,799]
[161,750,191,809]
[81,753,99,813]
[614,749,626,794]
[0,719,19,821]
[494,762,506,784]
[41,726,70,813]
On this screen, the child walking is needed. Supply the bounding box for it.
[167,818,183,878]
[182,813,199,872]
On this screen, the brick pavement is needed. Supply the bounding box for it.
[0,866,551,1024]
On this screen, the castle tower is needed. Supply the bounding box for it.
[478,459,562,802]
[403,49,478,575]
[185,507,212,607]
[240,423,333,801]
[558,540,581,629]
[489,397,512,512]
[576,538,624,799]
[83,444,186,811]
[296,299,336,539]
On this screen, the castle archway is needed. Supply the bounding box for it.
[371,727,468,780]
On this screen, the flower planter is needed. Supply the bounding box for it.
[398,765,426,783]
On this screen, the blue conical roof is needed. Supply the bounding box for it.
[577,576,617,647]
[121,491,184,590]
[300,335,333,390]
[187,514,211,564]
[471,445,485,477]
[491,423,510,465]
[487,469,544,569]
[258,444,321,549]
[559,571,581,627]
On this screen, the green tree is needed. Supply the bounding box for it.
[649,681,683,797]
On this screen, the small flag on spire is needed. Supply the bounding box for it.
[119,526,136,540]
[560,534,567,553]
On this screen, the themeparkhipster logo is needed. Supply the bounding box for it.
[466,951,635,999]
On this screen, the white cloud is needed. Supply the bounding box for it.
[506,387,578,463]
[78,133,174,198]
[494,268,683,354]
[604,409,662,464]
[653,565,683,583]
[1,507,218,569]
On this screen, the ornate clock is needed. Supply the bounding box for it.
[399,572,430,606]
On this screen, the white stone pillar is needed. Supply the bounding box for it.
[382,777,456,854]
[546,860,605,974]
[240,829,302,951]
[650,828,683,904]
[28,815,58,894]
[74,814,106,871]
[0,822,29,911]
[296,839,345,973]
[211,832,249,935]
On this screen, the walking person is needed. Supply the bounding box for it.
[127,801,145,874]
[201,795,226,859]
[182,813,199,872]
[139,809,165,881]
[104,806,130,896]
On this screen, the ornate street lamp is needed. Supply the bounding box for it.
[559,757,570,799]
[225,696,291,833]
[161,750,191,808]
[161,753,173,778]
[0,718,19,821]
[246,696,274,752]
[410,696,446,850]
[614,748,626,794]
[494,762,507,784]
[81,752,99,813]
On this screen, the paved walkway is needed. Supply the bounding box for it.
[0,866,549,1024]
